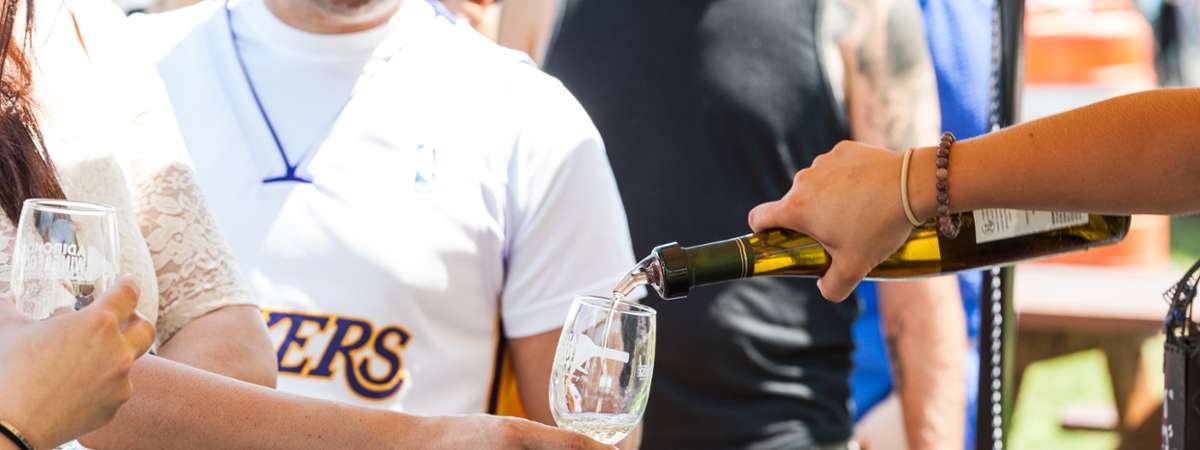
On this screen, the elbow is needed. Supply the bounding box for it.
[235,330,279,388]
[214,311,277,388]
[158,305,279,388]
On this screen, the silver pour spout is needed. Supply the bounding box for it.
[612,254,661,299]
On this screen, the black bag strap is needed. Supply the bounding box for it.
[1164,258,1200,340]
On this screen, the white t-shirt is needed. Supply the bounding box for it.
[132,0,639,414]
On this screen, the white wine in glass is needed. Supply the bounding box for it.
[550,295,655,445]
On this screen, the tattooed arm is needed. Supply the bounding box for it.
[876,281,967,450]
[824,1,967,449]
[833,0,940,145]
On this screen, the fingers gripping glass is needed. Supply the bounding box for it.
[10,199,119,320]
[550,296,656,445]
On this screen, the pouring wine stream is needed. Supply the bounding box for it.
[595,256,657,413]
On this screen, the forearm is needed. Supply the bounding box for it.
[79,356,405,450]
[510,328,559,425]
[877,278,966,450]
[911,88,1200,219]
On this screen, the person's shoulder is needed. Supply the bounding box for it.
[407,9,556,87]
[421,18,534,68]
[127,1,223,62]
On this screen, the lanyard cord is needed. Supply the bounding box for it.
[224,0,310,183]
[222,0,407,184]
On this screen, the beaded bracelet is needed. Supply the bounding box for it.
[0,420,35,450]
[935,131,961,239]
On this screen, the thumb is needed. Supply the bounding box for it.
[818,255,869,302]
[748,199,802,234]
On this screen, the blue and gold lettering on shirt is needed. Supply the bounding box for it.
[264,309,411,401]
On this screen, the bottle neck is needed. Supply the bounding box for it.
[651,236,752,300]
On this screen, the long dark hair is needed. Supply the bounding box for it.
[0,0,63,223]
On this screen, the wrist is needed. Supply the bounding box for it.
[0,419,39,450]
[371,409,429,447]
[0,397,46,450]
[909,145,940,221]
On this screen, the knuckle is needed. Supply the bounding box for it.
[552,432,584,450]
[832,140,854,153]
[792,168,810,185]
[141,318,158,336]
[115,280,140,303]
[566,434,591,450]
[782,191,808,211]
[499,419,525,444]
[91,310,119,333]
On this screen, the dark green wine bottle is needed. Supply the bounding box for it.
[617,210,1130,300]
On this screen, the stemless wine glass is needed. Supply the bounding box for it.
[9,199,119,450]
[10,199,119,320]
[550,295,656,445]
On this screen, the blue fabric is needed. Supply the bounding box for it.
[919,0,993,142]
[849,1,992,449]
[850,274,981,414]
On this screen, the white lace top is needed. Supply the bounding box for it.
[0,0,255,344]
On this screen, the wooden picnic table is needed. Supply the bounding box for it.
[1013,263,1181,449]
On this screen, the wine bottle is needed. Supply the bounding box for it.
[616,210,1130,300]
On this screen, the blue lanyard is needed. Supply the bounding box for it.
[222,0,451,184]
[224,0,412,184]
[224,1,315,184]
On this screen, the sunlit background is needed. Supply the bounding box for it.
[1012,1,1196,449]
[110,0,1200,448]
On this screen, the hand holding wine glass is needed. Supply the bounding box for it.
[0,276,154,450]
[4,198,132,449]
[550,296,655,446]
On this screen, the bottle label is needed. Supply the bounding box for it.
[973,209,1089,244]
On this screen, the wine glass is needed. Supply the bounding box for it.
[9,199,119,450]
[550,295,656,445]
[10,199,119,320]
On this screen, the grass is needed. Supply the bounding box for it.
[1009,338,1162,450]
[1008,215,1198,449]
[1170,215,1200,266]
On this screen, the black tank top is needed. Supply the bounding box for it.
[545,1,857,448]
